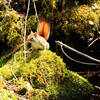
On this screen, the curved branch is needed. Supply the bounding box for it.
[55,41,100,64]
[61,46,100,66]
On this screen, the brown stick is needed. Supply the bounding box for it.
[1,41,29,61]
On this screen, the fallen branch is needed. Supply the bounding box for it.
[61,45,99,65]
[95,86,100,91]
[1,41,29,61]
[77,70,100,78]
[55,41,100,64]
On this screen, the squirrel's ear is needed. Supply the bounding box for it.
[30,30,34,34]
[27,31,34,40]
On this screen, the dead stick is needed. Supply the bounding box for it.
[1,41,29,61]
[55,41,100,64]
[95,86,100,91]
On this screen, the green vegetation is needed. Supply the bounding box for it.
[27,15,38,34]
[0,50,94,100]
[0,77,5,89]
[0,89,17,100]
[0,2,23,48]
[63,5,99,40]
[27,89,49,100]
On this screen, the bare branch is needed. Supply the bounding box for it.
[32,0,39,22]
[61,45,100,65]
[55,41,100,64]
[88,38,99,47]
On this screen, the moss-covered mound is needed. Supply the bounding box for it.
[63,5,99,41]
[0,2,23,48]
[0,50,94,100]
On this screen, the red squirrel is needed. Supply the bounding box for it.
[27,18,50,50]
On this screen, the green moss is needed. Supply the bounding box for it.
[0,77,5,89]
[93,1,100,18]
[0,89,17,100]
[37,0,59,20]
[0,60,14,80]
[0,50,94,100]
[16,78,31,95]
[27,89,49,100]
[63,5,99,41]
[0,2,8,11]
[27,15,38,33]
[56,70,94,100]
[0,3,24,48]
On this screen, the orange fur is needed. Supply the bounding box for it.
[37,18,50,40]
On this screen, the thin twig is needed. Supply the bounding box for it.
[32,0,39,35]
[8,0,11,8]
[24,0,31,63]
[95,86,100,91]
[10,56,17,80]
[10,65,17,80]
[33,0,39,22]
[88,38,99,47]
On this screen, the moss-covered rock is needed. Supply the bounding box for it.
[0,50,94,100]
[0,3,23,48]
[63,5,99,41]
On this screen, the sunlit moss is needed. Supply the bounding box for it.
[0,77,5,89]
[93,1,100,18]
[0,89,17,100]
